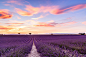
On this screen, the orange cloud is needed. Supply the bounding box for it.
[0,9,12,19]
[82,21,86,25]
[15,8,32,16]
[34,22,55,27]
[6,0,22,5]
[5,23,24,25]
[0,26,13,30]
[50,4,86,14]
[25,5,40,14]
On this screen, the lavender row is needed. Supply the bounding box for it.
[0,35,33,57]
[34,40,68,57]
[2,41,33,57]
[46,40,86,54]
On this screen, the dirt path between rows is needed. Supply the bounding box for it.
[27,42,40,57]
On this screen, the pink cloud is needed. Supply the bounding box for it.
[50,9,65,14]
[15,8,32,16]
[25,5,58,14]
[4,4,14,7]
[4,4,10,6]
[67,21,77,24]
[50,4,86,14]
[47,20,54,23]
[17,16,21,19]
[82,21,86,25]
[16,5,57,16]
[0,9,12,19]
[69,4,86,11]
[49,21,77,26]
[60,21,77,26]
[67,17,71,19]
[25,5,40,14]
[39,6,58,13]
[34,21,77,27]
[32,15,44,20]
[34,22,55,27]
[6,0,23,5]
[16,4,86,16]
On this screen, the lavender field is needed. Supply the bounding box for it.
[0,35,86,57]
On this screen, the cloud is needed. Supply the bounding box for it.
[34,22,55,27]
[69,4,86,11]
[25,5,58,15]
[8,4,86,16]
[17,16,21,19]
[25,5,40,14]
[67,17,71,19]
[15,4,86,16]
[4,4,11,6]
[15,8,32,16]
[0,9,12,19]
[16,5,57,16]
[0,26,13,30]
[47,20,55,23]
[50,4,86,14]
[50,9,65,14]
[34,21,77,27]
[25,4,86,15]
[49,22,58,25]
[82,21,86,25]
[59,21,77,26]
[6,0,23,5]
[4,4,14,7]
[5,23,24,25]
[49,21,77,27]
[32,15,44,20]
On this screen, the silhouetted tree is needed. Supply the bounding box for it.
[79,33,85,35]
[0,34,3,35]
[29,33,31,35]
[51,33,53,35]
[18,33,20,35]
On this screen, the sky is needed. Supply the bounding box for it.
[0,0,86,34]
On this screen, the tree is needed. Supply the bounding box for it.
[29,33,31,35]
[79,33,85,35]
[51,33,53,35]
[0,34,3,35]
[18,33,20,35]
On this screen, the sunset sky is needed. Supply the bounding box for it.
[0,0,86,34]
